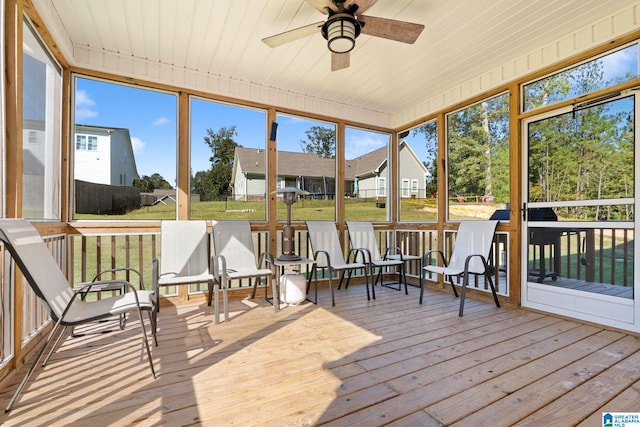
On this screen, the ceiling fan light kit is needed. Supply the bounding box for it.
[322,13,361,53]
[262,0,424,71]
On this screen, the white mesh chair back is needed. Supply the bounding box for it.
[211,220,260,274]
[446,220,498,275]
[0,219,73,321]
[159,220,210,280]
[346,221,384,262]
[306,221,347,268]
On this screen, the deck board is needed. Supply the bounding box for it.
[0,283,638,426]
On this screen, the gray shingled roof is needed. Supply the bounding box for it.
[234,147,268,174]
[345,146,387,179]
[234,146,387,179]
[276,150,336,178]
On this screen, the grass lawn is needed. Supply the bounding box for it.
[74,198,445,221]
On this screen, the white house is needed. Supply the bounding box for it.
[74,124,139,186]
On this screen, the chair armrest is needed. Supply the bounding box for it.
[423,249,447,267]
[345,248,360,263]
[383,246,403,260]
[463,253,490,274]
[313,249,331,267]
[91,267,146,290]
[352,247,371,264]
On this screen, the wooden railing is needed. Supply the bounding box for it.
[528,226,634,288]
[66,227,492,294]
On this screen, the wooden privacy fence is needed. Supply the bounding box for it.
[75,180,140,214]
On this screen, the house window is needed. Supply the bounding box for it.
[401,179,410,198]
[76,135,86,150]
[411,179,418,193]
[87,135,98,151]
[76,134,97,151]
[377,177,387,197]
[22,19,61,220]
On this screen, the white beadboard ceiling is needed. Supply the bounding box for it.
[33,0,639,128]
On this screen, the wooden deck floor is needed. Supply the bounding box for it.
[1,284,639,426]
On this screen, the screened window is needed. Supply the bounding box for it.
[22,19,61,220]
[447,93,510,220]
[73,77,177,219]
[345,127,391,221]
[398,120,437,222]
[276,113,336,222]
[190,98,267,220]
[523,44,638,112]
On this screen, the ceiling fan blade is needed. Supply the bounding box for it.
[331,52,350,71]
[305,0,338,14]
[262,21,324,48]
[359,15,424,44]
[345,0,378,14]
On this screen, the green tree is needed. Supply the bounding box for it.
[300,126,335,158]
[191,169,217,201]
[200,126,240,197]
[133,173,173,192]
[447,94,509,201]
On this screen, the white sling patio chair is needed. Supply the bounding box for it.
[211,220,276,311]
[422,220,501,316]
[306,221,372,305]
[0,219,156,413]
[152,220,221,323]
[346,221,407,293]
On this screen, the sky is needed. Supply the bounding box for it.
[75,77,404,187]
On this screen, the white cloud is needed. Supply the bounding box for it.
[75,89,98,121]
[282,116,305,125]
[600,46,637,82]
[153,116,170,125]
[131,136,145,154]
[345,134,385,159]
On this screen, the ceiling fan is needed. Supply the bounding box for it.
[262,0,425,71]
